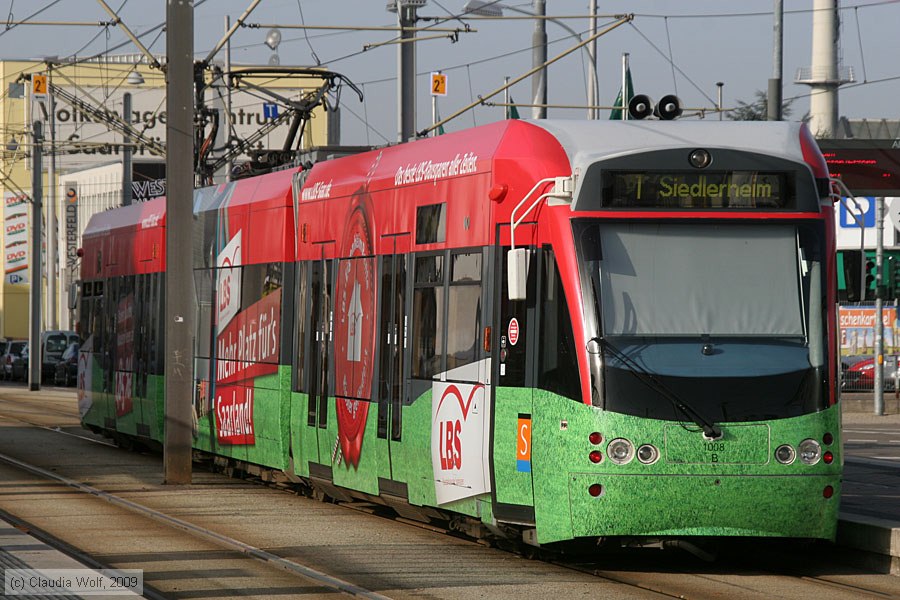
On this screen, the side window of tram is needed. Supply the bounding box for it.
[294,263,309,392]
[537,250,580,402]
[447,251,482,372]
[411,254,445,379]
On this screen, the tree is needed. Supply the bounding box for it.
[728,90,796,121]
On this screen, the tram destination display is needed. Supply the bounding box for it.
[601,170,793,209]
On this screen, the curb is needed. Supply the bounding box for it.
[838,513,900,575]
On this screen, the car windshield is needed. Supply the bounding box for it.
[45,335,68,353]
[577,221,828,422]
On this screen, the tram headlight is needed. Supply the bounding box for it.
[636,444,659,465]
[689,148,712,169]
[775,444,796,465]
[606,438,634,465]
[799,439,822,465]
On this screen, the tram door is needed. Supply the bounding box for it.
[491,237,538,519]
[308,258,333,456]
[377,237,408,476]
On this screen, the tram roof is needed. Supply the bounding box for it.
[530,119,809,167]
[529,120,820,207]
[81,195,165,238]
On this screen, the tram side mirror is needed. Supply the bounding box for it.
[67,282,78,311]
[507,248,529,301]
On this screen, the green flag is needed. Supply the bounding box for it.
[506,97,520,120]
[609,67,634,120]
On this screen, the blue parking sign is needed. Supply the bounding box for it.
[839,196,875,228]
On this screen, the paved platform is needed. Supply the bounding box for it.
[838,405,900,573]
[0,515,144,598]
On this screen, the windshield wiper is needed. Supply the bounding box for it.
[594,336,723,440]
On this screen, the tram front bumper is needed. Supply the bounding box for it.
[564,473,839,540]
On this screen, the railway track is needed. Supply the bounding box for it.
[1,390,899,599]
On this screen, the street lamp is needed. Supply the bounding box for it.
[265,27,281,66]
[464,0,599,119]
[127,69,145,85]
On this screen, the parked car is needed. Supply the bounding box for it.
[843,357,900,391]
[1,341,26,381]
[53,341,80,387]
[40,330,80,383]
[10,342,28,382]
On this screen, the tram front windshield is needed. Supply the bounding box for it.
[577,221,828,422]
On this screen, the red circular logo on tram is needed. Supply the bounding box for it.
[334,192,376,469]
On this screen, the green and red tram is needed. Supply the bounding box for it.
[78,119,841,547]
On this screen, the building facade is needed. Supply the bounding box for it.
[0,56,331,339]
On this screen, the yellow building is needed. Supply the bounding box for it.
[0,55,332,340]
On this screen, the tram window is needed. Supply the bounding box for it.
[451,252,481,282]
[447,251,482,371]
[148,273,163,375]
[538,251,580,402]
[263,263,282,295]
[415,255,443,284]
[415,203,446,245]
[412,253,446,379]
[295,263,309,392]
[412,288,444,378]
[115,276,136,373]
[242,264,263,309]
[193,269,214,359]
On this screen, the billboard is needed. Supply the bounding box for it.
[839,306,899,356]
[3,192,29,285]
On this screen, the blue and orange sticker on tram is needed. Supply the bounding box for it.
[517,413,532,473]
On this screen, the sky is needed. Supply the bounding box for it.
[1,0,899,146]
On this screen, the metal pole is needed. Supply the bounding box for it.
[29,121,42,391]
[531,0,547,119]
[431,95,437,137]
[622,53,629,121]
[47,68,57,330]
[224,15,234,182]
[876,197,885,415]
[768,0,783,121]
[587,0,598,119]
[123,92,133,205]
[716,82,724,120]
[165,0,194,484]
[861,213,867,302]
[398,1,417,141]
[504,75,510,112]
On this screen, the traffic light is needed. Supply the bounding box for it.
[887,257,896,300]
[866,256,876,298]
[891,256,900,300]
